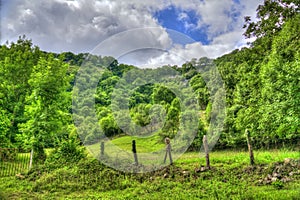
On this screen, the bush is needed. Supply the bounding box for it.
[45,137,86,168]
[0,148,17,161]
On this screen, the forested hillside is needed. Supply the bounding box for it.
[0,2,299,161]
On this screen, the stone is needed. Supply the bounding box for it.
[284,158,292,165]
[267,174,272,180]
[200,166,206,172]
[16,173,25,179]
[182,170,190,176]
[194,168,201,173]
[163,173,168,178]
[271,177,277,182]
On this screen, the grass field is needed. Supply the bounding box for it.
[85,134,211,172]
[0,148,299,199]
[87,134,165,156]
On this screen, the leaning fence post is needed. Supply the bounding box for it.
[132,140,138,165]
[100,142,104,157]
[203,135,211,169]
[163,138,173,165]
[29,149,33,170]
[245,129,255,165]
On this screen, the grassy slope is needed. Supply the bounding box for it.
[87,134,165,154]
[0,149,300,200]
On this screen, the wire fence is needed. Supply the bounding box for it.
[0,148,32,177]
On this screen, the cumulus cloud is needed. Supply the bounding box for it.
[140,42,234,68]
[2,0,165,52]
[1,0,263,66]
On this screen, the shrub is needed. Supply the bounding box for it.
[45,137,86,168]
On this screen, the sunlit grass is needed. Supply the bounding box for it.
[175,149,300,169]
[1,148,299,199]
[86,134,166,163]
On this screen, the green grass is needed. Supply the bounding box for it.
[111,134,165,152]
[85,134,168,167]
[0,149,299,199]
[87,134,164,154]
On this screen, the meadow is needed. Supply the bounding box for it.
[0,149,299,200]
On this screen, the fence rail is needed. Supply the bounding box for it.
[0,148,31,177]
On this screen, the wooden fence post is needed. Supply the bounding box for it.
[245,129,255,165]
[163,138,173,165]
[203,135,211,169]
[29,149,33,170]
[100,142,104,157]
[132,140,138,165]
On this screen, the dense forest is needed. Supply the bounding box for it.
[0,0,299,162]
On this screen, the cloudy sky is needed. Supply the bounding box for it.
[1,0,262,67]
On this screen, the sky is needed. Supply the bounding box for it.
[0,0,263,67]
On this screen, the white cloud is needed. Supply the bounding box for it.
[1,0,263,66]
[177,12,189,21]
[141,42,233,68]
[1,0,163,53]
[195,0,236,37]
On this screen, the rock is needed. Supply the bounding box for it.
[266,180,272,184]
[281,176,292,183]
[273,173,282,179]
[264,177,269,181]
[194,168,201,173]
[271,177,277,182]
[182,170,190,176]
[163,173,168,178]
[200,166,206,172]
[267,174,272,180]
[284,158,292,165]
[16,173,25,180]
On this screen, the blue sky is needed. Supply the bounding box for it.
[1,0,263,66]
[154,5,210,45]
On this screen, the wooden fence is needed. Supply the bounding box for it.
[0,148,32,177]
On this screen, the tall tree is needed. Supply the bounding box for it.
[0,36,41,146]
[19,55,70,163]
[258,15,300,146]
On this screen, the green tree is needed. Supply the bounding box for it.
[99,114,121,137]
[0,37,41,145]
[0,109,11,147]
[243,0,299,39]
[258,15,300,147]
[19,55,71,163]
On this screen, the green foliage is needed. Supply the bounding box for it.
[45,136,86,168]
[18,54,71,163]
[153,85,176,105]
[99,114,121,138]
[0,109,11,147]
[190,74,209,109]
[258,15,300,146]
[0,36,42,146]
[216,14,300,149]
[243,0,299,39]
[272,180,284,189]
